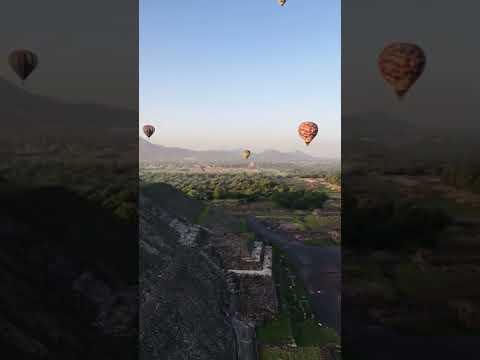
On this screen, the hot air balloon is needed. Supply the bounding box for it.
[378,42,426,99]
[278,0,286,6]
[8,49,38,85]
[298,122,318,146]
[143,125,155,139]
[243,150,251,160]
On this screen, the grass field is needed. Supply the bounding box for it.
[260,346,325,360]
[257,314,294,345]
[257,246,340,358]
[294,320,339,347]
[195,206,210,225]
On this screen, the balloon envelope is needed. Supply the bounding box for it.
[278,0,286,6]
[143,125,155,138]
[298,122,318,146]
[9,49,38,81]
[378,42,426,98]
[243,150,251,159]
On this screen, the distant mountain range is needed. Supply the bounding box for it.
[1,77,338,162]
[0,77,136,143]
[139,138,328,163]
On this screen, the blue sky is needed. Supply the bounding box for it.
[140,0,340,157]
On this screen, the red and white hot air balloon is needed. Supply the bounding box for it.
[378,42,426,99]
[298,122,318,146]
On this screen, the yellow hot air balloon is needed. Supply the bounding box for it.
[278,0,286,6]
[243,150,251,159]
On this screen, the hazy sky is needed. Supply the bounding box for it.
[343,0,480,131]
[140,0,340,157]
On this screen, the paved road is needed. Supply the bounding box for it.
[247,216,341,333]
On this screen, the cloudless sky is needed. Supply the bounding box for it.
[140,0,340,157]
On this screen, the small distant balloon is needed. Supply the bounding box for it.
[278,0,286,6]
[8,49,38,83]
[378,42,426,99]
[298,122,318,146]
[143,125,155,139]
[243,150,251,160]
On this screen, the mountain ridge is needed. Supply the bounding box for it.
[139,138,329,163]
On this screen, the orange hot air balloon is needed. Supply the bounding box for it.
[143,125,155,139]
[298,122,318,146]
[8,49,38,83]
[378,42,426,99]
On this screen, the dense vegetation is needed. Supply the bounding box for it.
[141,172,288,201]
[142,172,331,211]
[1,160,137,223]
[343,193,452,250]
[441,163,480,193]
[141,161,340,174]
[271,190,329,210]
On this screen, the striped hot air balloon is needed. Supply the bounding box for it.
[143,125,155,139]
[298,122,318,146]
[8,49,38,84]
[378,43,426,99]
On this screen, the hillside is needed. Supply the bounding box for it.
[0,180,240,359]
[0,184,137,359]
[140,183,237,360]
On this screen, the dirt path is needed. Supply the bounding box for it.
[232,318,257,360]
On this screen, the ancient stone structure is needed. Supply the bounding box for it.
[225,241,278,324]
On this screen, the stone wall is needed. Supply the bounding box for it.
[236,274,278,323]
[227,245,278,323]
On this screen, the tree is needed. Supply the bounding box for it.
[213,185,225,199]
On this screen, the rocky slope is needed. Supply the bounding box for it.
[139,185,237,360]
